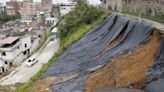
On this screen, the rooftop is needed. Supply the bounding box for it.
[46,17,58,21]
[0,36,20,44]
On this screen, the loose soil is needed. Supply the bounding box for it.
[85,32,161,92]
[27,74,79,92]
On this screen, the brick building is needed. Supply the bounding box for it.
[20,0,52,20]
[20,2,41,20]
[6,1,23,15]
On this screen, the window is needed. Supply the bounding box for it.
[2,52,6,56]
[61,8,66,10]
[25,44,27,48]
[23,51,27,55]
[10,62,13,67]
[4,61,8,65]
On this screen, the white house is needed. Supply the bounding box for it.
[45,17,58,27]
[0,34,31,73]
[59,2,77,16]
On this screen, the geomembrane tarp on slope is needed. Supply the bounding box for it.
[147,38,164,82]
[144,78,164,92]
[95,88,145,92]
[41,14,154,92]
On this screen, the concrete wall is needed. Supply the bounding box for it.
[30,38,39,54]
[20,35,31,52]
[105,0,164,17]
[13,53,28,65]
[0,59,9,73]
[1,47,20,61]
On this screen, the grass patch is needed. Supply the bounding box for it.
[16,11,109,92]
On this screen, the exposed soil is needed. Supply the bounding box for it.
[27,74,79,92]
[26,77,55,92]
[85,32,161,92]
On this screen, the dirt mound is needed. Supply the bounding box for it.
[85,32,161,92]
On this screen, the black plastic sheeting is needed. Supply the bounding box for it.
[50,76,87,92]
[144,78,164,92]
[147,38,164,82]
[40,14,154,92]
[95,88,145,92]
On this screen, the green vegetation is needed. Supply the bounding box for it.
[58,3,103,41]
[0,13,20,23]
[16,4,109,92]
[143,15,164,22]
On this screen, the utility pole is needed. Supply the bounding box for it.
[138,0,142,22]
[139,13,141,22]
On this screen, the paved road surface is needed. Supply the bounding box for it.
[0,39,60,85]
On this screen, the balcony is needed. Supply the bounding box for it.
[0,42,20,51]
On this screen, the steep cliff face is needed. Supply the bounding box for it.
[105,0,164,17]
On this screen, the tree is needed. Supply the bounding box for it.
[0,13,20,23]
[57,3,103,40]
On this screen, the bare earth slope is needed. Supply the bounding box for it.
[85,32,161,92]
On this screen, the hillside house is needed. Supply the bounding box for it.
[45,17,58,27]
[59,2,77,16]
[0,34,31,73]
